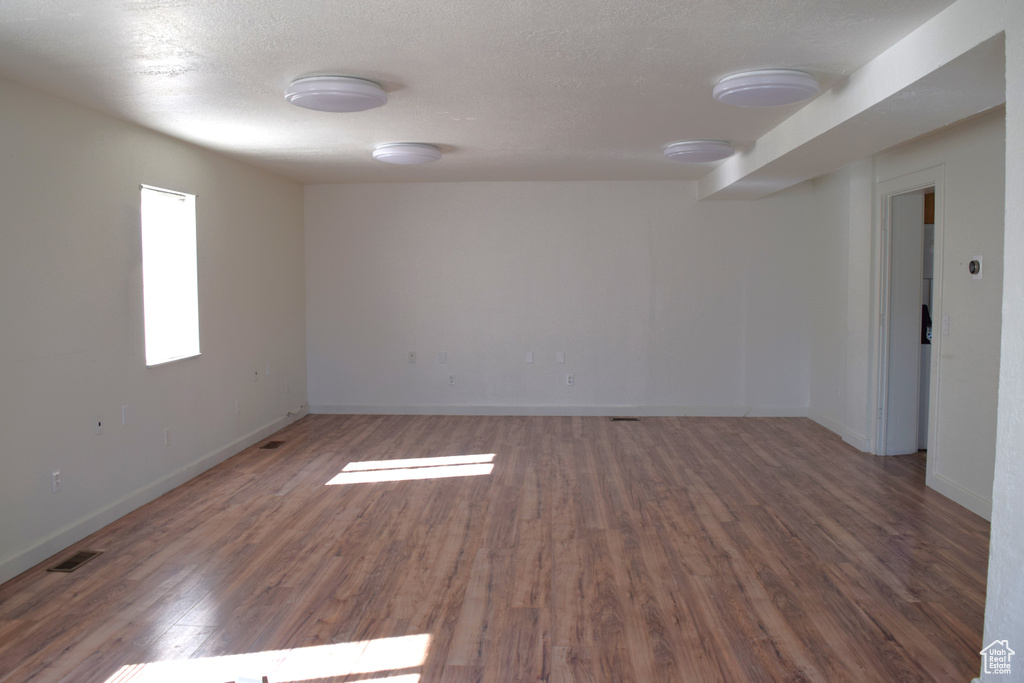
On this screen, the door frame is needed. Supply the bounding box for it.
[872,166,944,470]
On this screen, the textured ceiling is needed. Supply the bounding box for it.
[0,0,959,183]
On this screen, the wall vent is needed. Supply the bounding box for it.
[47,550,102,573]
[260,440,285,449]
[610,417,641,422]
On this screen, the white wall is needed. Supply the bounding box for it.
[875,110,1005,518]
[809,159,876,451]
[808,109,1005,520]
[983,2,1024,676]
[808,166,853,436]
[305,181,813,415]
[0,77,308,583]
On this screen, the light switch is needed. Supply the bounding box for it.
[942,316,949,335]
[438,352,446,364]
[556,351,565,364]
[526,351,533,364]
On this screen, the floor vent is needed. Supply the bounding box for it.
[47,550,102,573]
[260,440,285,449]
[610,417,641,422]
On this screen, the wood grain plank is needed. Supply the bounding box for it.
[0,415,990,682]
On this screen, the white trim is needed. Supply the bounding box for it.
[310,404,809,418]
[0,408,308,584]
[809,410,872,451]
[872,166,944,457]
[841,431,872,452]
[808,409,844,435]
[927,471,992,520]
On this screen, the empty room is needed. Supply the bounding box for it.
[1,0,1022,681]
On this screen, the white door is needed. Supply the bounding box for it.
[885,193,925,455]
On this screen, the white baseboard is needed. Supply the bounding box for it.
[809,410,991,519]
[927,471,992,520]
[310,404,809,418]
[841,431,872,452]
[808,410,871,452]
[0,407,308,585]
[808,409,844,435]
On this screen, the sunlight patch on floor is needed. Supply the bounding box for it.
[327,454,495,485]
[342,453,495,471]
[103,633,430,683]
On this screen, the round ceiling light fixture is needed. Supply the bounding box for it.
[712,69,820,107]
[285,75,387,113]
[372,143,443,165]
[663,140,735,163]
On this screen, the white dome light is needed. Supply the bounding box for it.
[713,70,820,107]
[285,76,387,113]
[663,140,735,163]
[372,143,443,165]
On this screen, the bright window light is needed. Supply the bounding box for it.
[327,454,496,485]
[103,633,430,683]
[141,185,200,366]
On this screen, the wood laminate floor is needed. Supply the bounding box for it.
[0,415,990,682]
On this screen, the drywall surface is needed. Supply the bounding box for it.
[809,110,1004,518]
[0,77,308,583]
[843,159,877,450]
[700,0,1005,200]
[876,109,1005,518]
[983,1,1024,677]
[305,181,813,415]
[808,159,877,452]
[808,166,852,436]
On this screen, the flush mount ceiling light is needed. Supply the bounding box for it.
[663,140,735,163]
[712,69,820,107]
[372,143,442,165]
[284,76,387,113]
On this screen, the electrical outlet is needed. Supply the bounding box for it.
[163,428,170,447]
[408,352,416,364]
[448,374,456,386]
[122,405,129,426]
[566,373,574,386]
[235,400,240,415]
[52,470,61,493]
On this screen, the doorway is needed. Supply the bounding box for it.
[876,172,942,460]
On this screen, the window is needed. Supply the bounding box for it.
[140,185,200,365]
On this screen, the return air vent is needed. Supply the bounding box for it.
[47,550,102,573]
[610,417,641,422]
[260,440,285,449]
